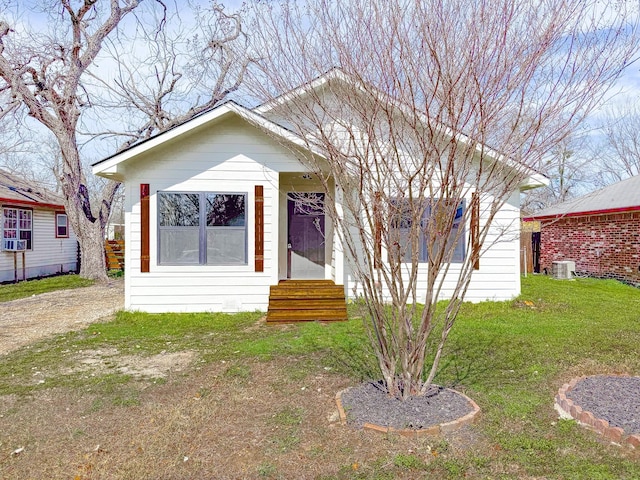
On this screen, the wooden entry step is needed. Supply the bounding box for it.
[105,240,125,271]
[266,280,348,323]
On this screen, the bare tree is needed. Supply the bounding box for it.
[86,1,253,150]
[591,102,640,185]
[0,0,252,281]
[245,0,639,399]
[522,135,597,212]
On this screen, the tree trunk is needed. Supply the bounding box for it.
[75,215,109,282]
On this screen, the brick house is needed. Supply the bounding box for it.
[524,175,640,284]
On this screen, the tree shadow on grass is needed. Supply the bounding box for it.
[433,335,501,390]
[330,345,380,383]
[301,319,509,393]
[309,335,380,383]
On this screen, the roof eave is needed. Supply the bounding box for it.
[254,68,347,115]
[92,102,240,177]
[0,197,65,210]
[519,173,550,192]
[524,204,640,221]
[255,69,547,188]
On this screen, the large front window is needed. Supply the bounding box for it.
[158,192,247,265]
[2,207,32,250]
[393,198,465,263]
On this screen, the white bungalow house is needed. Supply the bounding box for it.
[0,170,78,282]
[92,72,546,315]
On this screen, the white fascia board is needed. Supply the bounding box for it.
[228,103,328,160]
[519,173,550,191]
[93,164,123,182]
[91,102,327,179]
[254,69,349,115]
[92,104,238,177]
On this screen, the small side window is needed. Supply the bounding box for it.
[56,213,69,238]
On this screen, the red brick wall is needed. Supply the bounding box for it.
[540,212,640,284]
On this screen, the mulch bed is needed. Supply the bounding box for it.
[339,381,476,430]
[566,375,640,434]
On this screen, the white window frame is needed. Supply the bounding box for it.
[157,191,248,266]
[2,207,33,251]
[55,212,69,238]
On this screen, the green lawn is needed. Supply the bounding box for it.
[0,274,93,302]
[1,275,639,479]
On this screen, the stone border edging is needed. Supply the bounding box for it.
[335,386,481,439]
[554,375,640,449]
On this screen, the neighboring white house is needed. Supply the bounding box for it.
[0,170,78,282]
[92,72,546,313]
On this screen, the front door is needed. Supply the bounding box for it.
[287,192,325,279]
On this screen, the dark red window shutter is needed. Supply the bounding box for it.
[471,192,480,270]
[255,185,264,272]
[373,191,382,268]
[140,184,150,273]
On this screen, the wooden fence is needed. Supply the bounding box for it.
[520,220,541,275]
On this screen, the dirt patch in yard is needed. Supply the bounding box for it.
[67,348,197,379]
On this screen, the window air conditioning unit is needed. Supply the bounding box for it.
[3,239,27,251]
[552,260,576,280]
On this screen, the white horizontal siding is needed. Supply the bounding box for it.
[123,116,299,312]
[0,209,77,283]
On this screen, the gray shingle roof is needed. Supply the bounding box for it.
[530,174,640,218]
[0,170,63,207]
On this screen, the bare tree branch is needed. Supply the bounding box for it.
[591,103,640,185]
[86,1,257,152]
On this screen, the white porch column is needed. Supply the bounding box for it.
[334,187,345,288]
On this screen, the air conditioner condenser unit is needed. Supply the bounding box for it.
[552,260,576,280]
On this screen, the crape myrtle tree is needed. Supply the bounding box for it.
[0,0,252,280]
[245,0,639,400]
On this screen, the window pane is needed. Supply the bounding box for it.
[19,230,32,250]
[400,227,415,262]
[57,214,68,237]
[206,194,245,226]
[391,197,468,264]
[391,200,429,262]
[450,201,465,263]
[19,210,32,229]
[3,208,16,229]
[159,193,200,227]
[206,228,246,264]
[428,200,465,263]
[159,229,200,264]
